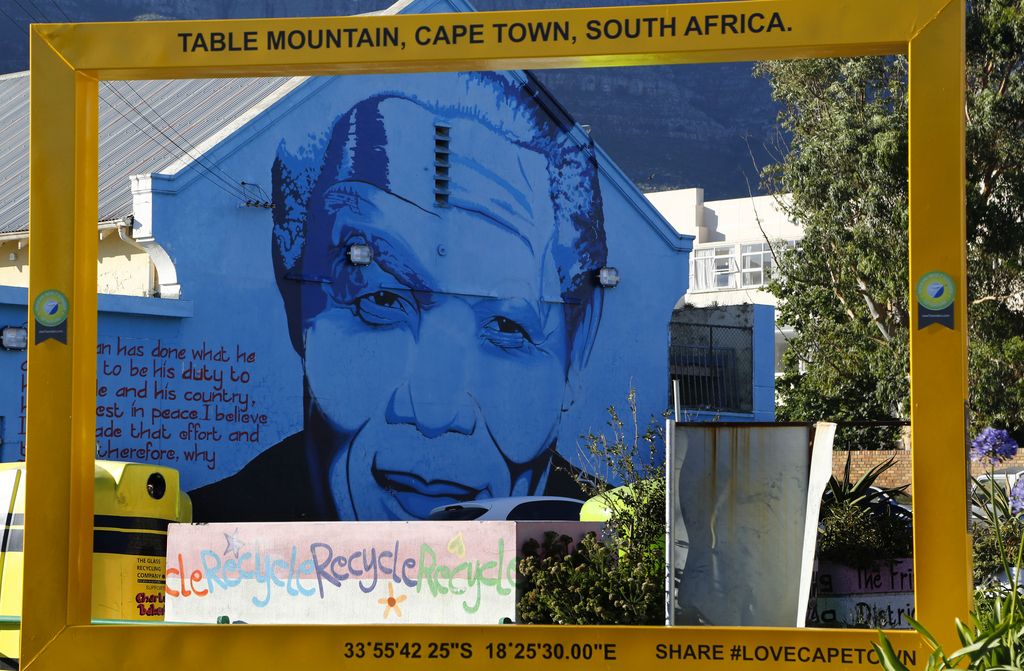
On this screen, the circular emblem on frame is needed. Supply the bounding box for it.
[33,289,69,328]
[916,272,955,311]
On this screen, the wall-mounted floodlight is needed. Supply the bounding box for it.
[597,266,620,288]
[1,325,27,351]
[347,244,373,266]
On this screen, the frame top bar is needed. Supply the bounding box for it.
[34,0,948,80]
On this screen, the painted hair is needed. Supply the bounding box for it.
[271,71,607,353]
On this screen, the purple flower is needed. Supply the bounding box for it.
[1011,478,1024,517]
[971,427,1019,465]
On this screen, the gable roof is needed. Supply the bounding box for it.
[0,72,294,237]
[0,0,458,239]
[0,0,688,254]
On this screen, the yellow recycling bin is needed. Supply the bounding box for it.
[0,461,191,666]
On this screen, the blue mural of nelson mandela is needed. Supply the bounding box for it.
[190,72,608,522]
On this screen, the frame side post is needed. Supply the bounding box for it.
[23,30,98,665]
[69,68,100,624]
[908,0,970,651]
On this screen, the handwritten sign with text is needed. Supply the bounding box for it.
[164,521,598,625]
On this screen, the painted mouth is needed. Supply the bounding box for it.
[372,466,483,519]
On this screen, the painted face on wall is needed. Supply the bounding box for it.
[305,188,570,520]
[272,76,607,520]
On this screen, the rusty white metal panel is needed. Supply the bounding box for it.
[668,422,833,627]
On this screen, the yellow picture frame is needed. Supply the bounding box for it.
[25,0,966,667]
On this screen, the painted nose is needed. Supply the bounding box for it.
[386,310,477,438]
[387,383,476,438]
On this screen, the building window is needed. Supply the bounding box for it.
[690,240,798,293]
[691,246,738,291]
[740,242,773,287]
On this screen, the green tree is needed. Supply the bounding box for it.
[965,0,1024,437]
[755,0,1024,444]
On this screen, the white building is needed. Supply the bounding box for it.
[646,187,802,376]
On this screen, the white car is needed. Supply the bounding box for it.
[976,467,1024,493]
[427,496,585,521]
[973,467,1024,523]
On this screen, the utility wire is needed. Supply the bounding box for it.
[21,0,51,22]
[103,83,250,201]
[47,0,70,21]
[3,1,256,204]
[119,80,254,199]
[47,0,253,200]
[47,0,255,201]
[99,88,252,203]
[0,5,26,30]
[9,0,43,22]
[0,8,251,204]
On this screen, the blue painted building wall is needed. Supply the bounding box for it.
[0,0,774,521]
[752,303,776,422]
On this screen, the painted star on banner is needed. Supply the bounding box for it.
[223,528,245,558]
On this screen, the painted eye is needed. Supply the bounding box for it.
[368,290,402,309]
[484,316,532,349]
[354,290,414,327]
[494,316,528,336]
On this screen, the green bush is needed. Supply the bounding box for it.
[516,389,666,625]
[517,530,664,625]
[972,473,1024,586]
[972,515,1024,586]
[817,453,913,568]
[817,500,913,568]
[876,427,1024,671]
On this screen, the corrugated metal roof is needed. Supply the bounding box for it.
[0,73,294,235]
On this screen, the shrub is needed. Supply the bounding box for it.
[817,500,913,568]
[516,389,666,625]
[517,530,664,625]
[876,427,1024,671]
[972,494,1024,585]
[817,453,913,567]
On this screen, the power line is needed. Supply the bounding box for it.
[0,5,29,33]
[119,80,253,199]
[47,0,70,21]
[98,91,253,204]
[0,8,250,205]
[44,0,252,198]
[0,1,255,204]
[102,83,250,201]
[46,0,253,201]
[9,0,43,23]
[21,0,51,23]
